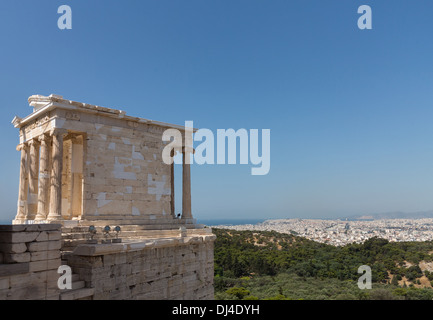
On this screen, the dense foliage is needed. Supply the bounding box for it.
[213,228,433,300]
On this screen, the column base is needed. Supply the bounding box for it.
[180,218,196,224]
[35,214,48,221]
[47,214,62,220]
[12,219,50,225]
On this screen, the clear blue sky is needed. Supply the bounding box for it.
[1,0,433,222]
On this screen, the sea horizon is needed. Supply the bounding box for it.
[197,218,267,226]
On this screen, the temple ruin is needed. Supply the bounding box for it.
[12,94,195,228]
[1,94,215,300]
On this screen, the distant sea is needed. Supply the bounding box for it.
[0,219,12,225]
[197,218,266,226]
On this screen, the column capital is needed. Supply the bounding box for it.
[27,138,40,148]
[38,133,51,143]
[49,128,68,137]
[64,132,84,144]
[16,143,29,152]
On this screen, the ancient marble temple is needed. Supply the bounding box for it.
[11,94,195,228]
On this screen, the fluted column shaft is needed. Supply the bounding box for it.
[48,129,65,220]
[36,134,51,220]
[16,143,29,220]
[26,139,40,220]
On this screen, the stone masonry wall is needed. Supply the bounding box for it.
[0,224,62,300]
[66,234,215,300]
[0,224,215,300]
[81,118,172,221]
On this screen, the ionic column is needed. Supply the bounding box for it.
[36,134,51,220]
[70,135,84,219]
[15,143,29,220]
[48,128,66,220]
[182,147,193,219]
[26,139,40,220]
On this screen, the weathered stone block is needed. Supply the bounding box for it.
[35,231,48,242]
[0,263,29,277]
[69,255,103,268]
[46,293,61,300]
[0,242,28,254]
[30,250,61,262]
[0,225,26,232]
[0,277,10,290]
[28,258,61,272]
[9,272,38,288]
[27,240,61,252]
[0,224,60,232]
[3,252,31,263]
[6,282,47,300]
[46,269,60,283]
[37,224,62,231]
[0,232,39,243]
[47,231,62,241]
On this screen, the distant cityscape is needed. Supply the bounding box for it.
[212,218,433,246]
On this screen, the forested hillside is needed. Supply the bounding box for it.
[213,228,433,300]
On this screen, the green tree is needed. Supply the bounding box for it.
[369,289,395,300]
[226,287,251,300]
[264,294,291,300]
[391,275,399,286]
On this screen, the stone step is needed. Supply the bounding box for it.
[60,287,94,300]
[60,227,212,251]
[61,222,202,234]
[61,228,211,239]
[72,280,85,290]
[61,239,87,249]
[62,232,175,240]
[60,280,85,292]
[61,251,74,260]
